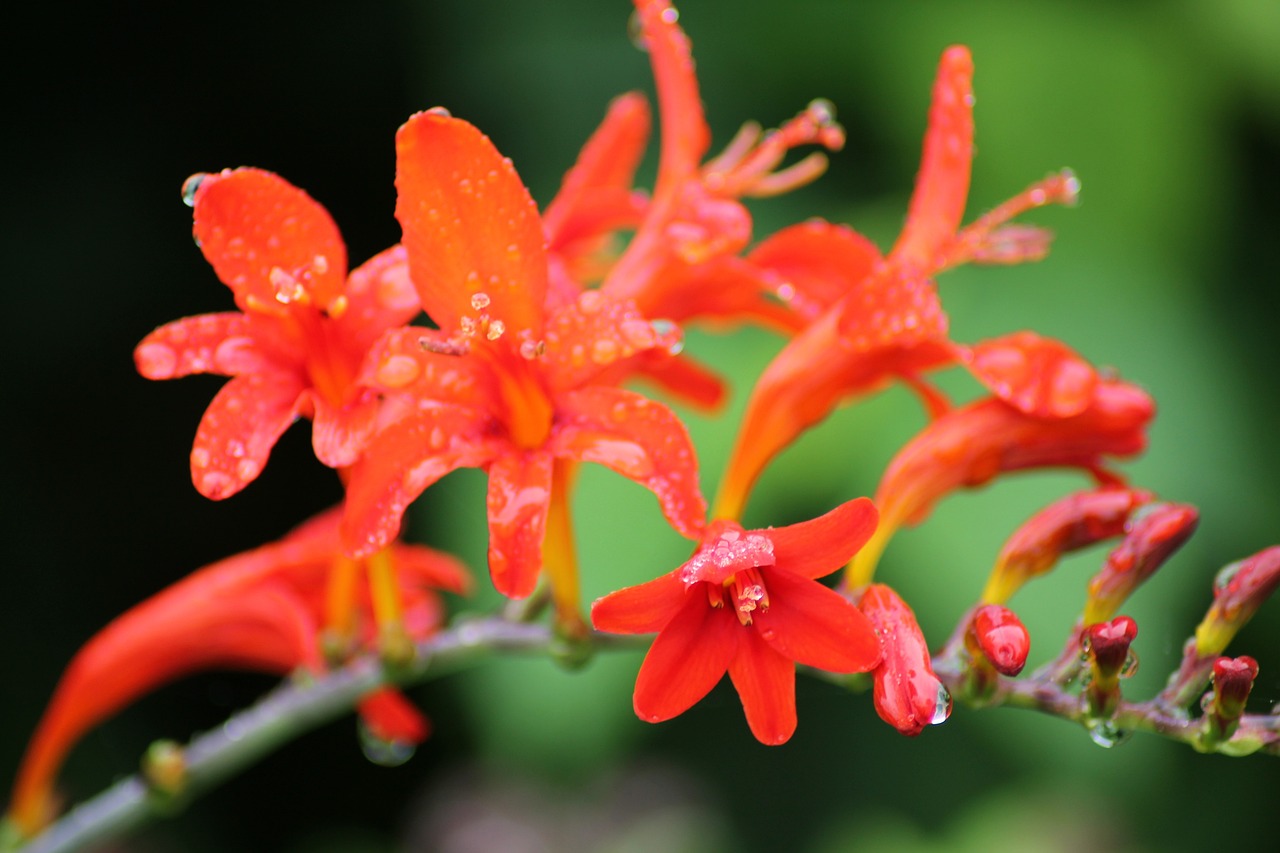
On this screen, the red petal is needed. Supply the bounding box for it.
[392,543,473,596]
[592,572,692,635]
[190,168,348,314]
[191,371,307,499]
[890,46,974,270]
[633,352,727,412]
[309,390,379,469]
[966,331,1098,419]
[135,313,265,379]
[356,688,430,744]
[728,630,797,745]
[341,406,502,556]
[335,245,422,350]
[748,220,884,322]
[544,91,651,251]
[551,386,706,538]
[360,326,496,409]
[486,450,554,599]
[753,570,880,672]
[767,497,880,580]
[633,592,738,722]
[395,112,547,340]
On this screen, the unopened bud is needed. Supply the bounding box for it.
[1083,615,1138,720]
[1083,503,1198,625]
[858,584,950,736]
[969,604,1030,676]
[1194,546,1280,657]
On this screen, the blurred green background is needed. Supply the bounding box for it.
[4,0,1279,850]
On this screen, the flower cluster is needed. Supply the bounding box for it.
[9,0,1280,845]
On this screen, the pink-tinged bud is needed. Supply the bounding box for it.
[1199,656,1260,749]
[1083,503,1198,625]
[969,605,1030,676]
[1195,546,1280,657]
[1083,615,1138,720]
[858,584,951,736]
[982,487,1152,604]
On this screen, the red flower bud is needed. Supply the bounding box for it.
[1084,503,1197,625]
[858,584,950,736]
[1084,615,1139,680]
[970,605,1030,676]
[1195,546,1280,657]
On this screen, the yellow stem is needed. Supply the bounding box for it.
[544,460,587,638]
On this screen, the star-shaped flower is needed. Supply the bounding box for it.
[592,498,881,744]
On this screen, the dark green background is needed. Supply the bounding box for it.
[4,1,1279,850]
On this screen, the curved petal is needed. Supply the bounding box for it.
[635,0,709,193]
[748,220,884,322]
[727,630,796,745]
[889,46,973,271]
[591,571,687,635]
[191,371,307,499]
[486,450,554,598]
[753,570,880,672]
[395,111,547,339]
[540,295,682,393]
[341,406,502,556]
[550,386,706,538]
[360,326,497,409]
[135,312,265,379]
[544,91,651,251]
[190,168,348,314]
[633,592,738,723]
[965,331,1098,419]
[336,244,422,349]
[309,389,380,469]
[392,543,473,597]
[633,352,727,412]
[768,497,879,579]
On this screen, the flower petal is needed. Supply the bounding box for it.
[965,331,1099,419]
[543,91,651,252]
[633,592,738,722]
[551,386,706,538]
[632,352,727,412]
[341,406,501,557]
[356,688,430,744]
[591,571,688,635]
[890,46,973,271]
[135,313,263,379]
[190,168,348,314]
[335,244,422,349]
[748,220,884,323]
[727,630,796,745]
[767,497,879,580]
[392,543,473,597]
[486,450,554,599]
[395,111,547,339]
[309,389,379,469]
[753,569,880,672]
[634,0,709,192]
[191,371,307,499]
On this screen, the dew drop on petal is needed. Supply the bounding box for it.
[470,292,491,311]
[357,719,416,768]
[201,471,235,497]
[425,106,452,118]
[236,459,261,481]
[376,355,421,388]
[591,338,619,365]
[181,173,207,207]
[191,447,211,468]
[577,289,604,314]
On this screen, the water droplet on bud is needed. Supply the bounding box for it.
[357,719,416,767]
[181,173,207,207]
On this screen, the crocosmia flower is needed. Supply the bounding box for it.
[591,498,881,744]
[135,168,420,499]
[343,110,706,598]
[6,508,468,836]
[857,583,950,736]
[715,46,1079,518]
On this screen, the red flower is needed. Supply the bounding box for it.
[135,169,421,499]
[6,510,468,836]
[849,360,1154,587]
[591,498,881,744]
[342,110,707,599]
[715,46,1079,518]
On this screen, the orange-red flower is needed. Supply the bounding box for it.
[6,509,468,836]
[857,583,950,736]
[591,498,881,744]
[135,169,421,499]
[715,46,1079,518]
[342,111,706,599]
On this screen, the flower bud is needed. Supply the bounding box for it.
[858,584,950,736]
[1083,615,1138,720]
[969,604,1030,676]
[1194,546,1280,657]
[1083,503,1197,625]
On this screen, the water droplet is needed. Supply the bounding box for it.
[591,338,619,364]
[201,471,235,497]
[236,459,260,481]
[191,447,210,468]
[1086,719,1132,748]
[486,319,505,340]
[357,719,416,768]
[226,439,245,458]
[807,98,836,125]
[470,292,490,310]
[519,339,545,360]
[312,254,329,275]
[376,354,421,388]
[1120,649,1140,678]
[577,289,604,314]
[930,684,953,725]
[660,6,679,23]
[425,106,452,118]
[428,425,445,450]
[181,173,207,207]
